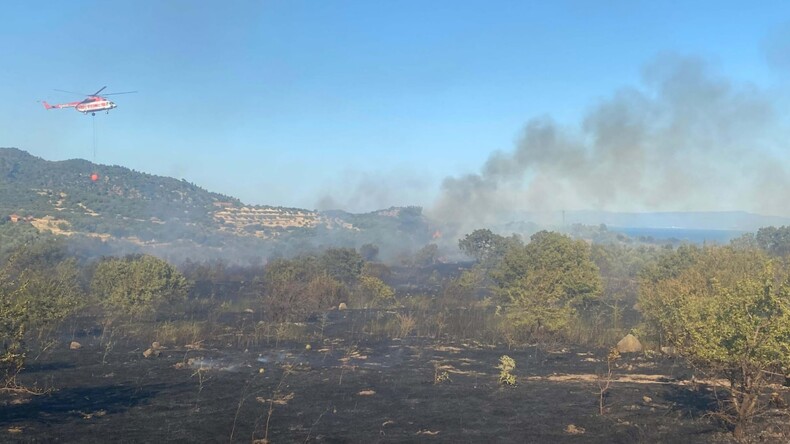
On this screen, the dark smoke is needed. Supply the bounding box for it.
[430,54,785,234]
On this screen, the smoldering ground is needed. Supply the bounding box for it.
[429,54,790,237]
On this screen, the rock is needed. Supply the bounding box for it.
[338,302,347,310]
[616,334,643,353]
[660,346,677,356]
[151,341,161,350]
[69,341,82,350]
[143,348,161,358]
[642,396,653,404]
[565,424,585,435]
[244,308,255,314]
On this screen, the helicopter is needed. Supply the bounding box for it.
[43,86,136,116]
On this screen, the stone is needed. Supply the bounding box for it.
[143,348,161,358]
[565,424,585,435]
[338,302,348,310]
[69,341,82,350]
[616,334,642,353]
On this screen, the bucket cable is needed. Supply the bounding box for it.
[92,114,97,163]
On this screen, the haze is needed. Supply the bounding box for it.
[2,1,790,219]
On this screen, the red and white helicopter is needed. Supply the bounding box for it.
[43,86,136,116]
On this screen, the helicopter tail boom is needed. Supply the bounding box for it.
[42,100,78,110]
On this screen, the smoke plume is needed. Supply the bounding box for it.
[430,54,787,232]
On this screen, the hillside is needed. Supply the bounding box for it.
[0,148,434,261]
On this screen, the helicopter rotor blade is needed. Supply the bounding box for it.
[91,86,107,96]
[102,91,138,96]
[54,89,89,96]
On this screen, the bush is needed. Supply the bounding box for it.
[352,276,395,309]
[262,257,346,322]
[92,254,190,320]
[639,246,790,439]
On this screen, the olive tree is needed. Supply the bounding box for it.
[639,246,790,439]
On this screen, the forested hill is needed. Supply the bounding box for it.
[0,147,239,223]
[0,148,434,261]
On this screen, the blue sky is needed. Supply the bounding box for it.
[2,1,789,213]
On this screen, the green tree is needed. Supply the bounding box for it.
[639,246,790,439]
[319,248,364,285]
[458,229,518,264]
[492,231,602,336]
[754,226,790,256]
[91,254,189,319]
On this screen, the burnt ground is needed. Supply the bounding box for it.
[2,312,789,443]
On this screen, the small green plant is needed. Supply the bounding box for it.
[433,363,452,384]
[497,355,516,385]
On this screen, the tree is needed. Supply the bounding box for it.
[91,254,189,319]
[639,246,790,439]
[319,248,364,285]
[754,226,790,256]
[458,229,519,264]
[492,231,602,336]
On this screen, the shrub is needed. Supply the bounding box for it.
[639,246,790,439]
[352,276,395,309]
[497,355,517,385]
[92,254,190,320]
